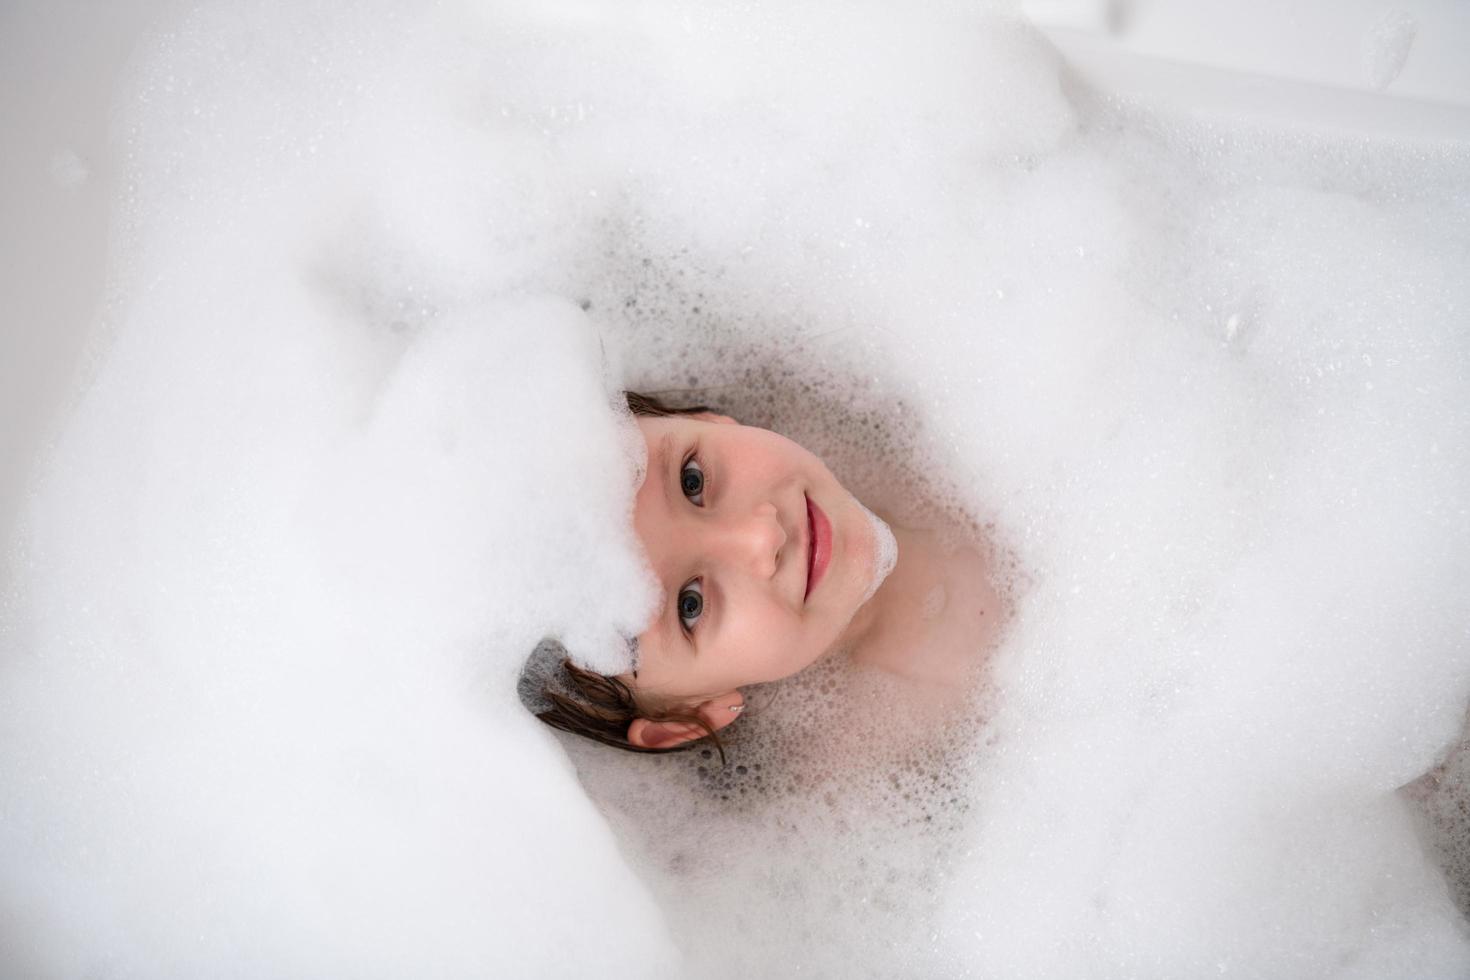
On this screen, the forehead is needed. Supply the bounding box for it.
[632,412,727,526]
[628,417,689,668]
[636,411,700,443]
[634,418,682,529]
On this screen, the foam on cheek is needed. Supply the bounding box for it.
[857,501,898,605]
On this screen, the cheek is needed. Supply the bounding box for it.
[750,611,824,678]
[736,430,802,480]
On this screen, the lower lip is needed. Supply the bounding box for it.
[805,496,832,600]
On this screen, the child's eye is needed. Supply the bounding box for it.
[680,455,705,506]
[677,580,704,632]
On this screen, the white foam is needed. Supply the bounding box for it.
[3,0,1468,976]
[857,501,899,605]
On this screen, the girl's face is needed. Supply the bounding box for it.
[627,413,885,708]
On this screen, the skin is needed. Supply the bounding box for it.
[624,413,886,748]
[624,412,1003,750]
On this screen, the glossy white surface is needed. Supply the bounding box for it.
[1024,0,1470,137]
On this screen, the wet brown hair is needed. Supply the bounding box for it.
[530,390,727,763]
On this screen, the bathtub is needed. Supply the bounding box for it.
[1025,0,1470,140]
[1,1,1467,976]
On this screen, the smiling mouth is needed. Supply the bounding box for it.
[805,495,832,601]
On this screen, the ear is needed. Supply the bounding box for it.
[689,411,738,426]
[626,691,746,750]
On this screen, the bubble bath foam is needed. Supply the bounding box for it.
[2,1,1469,977]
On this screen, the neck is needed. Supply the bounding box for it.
[837,518,1002,689]
[837,519,919,650]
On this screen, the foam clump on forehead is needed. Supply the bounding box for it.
[3,201,665,980]
[317,296,657,678]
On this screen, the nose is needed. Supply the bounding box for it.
[711,501,786,579]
